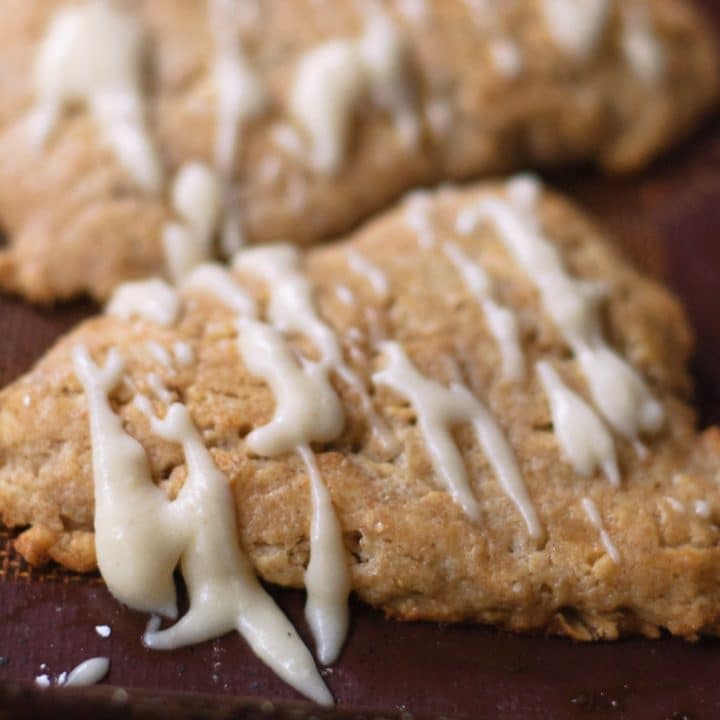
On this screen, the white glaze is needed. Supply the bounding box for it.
[621,4,664,85]
[271,123,307,159]
[298,445,351,666]
[490,39,523,78]
[137,399,332,704]
[456,178,664,443]
[95,625,112,638]
[405,191,435,248]
[163,163,222,282]
[210,0,267,255]
[373,342,542,539]
[462,0,493,29]
[29,2,162,191]
[173,341,195,367]
[146,341,173,369]
[290,10,418,174]
[106,279,181,328]
[695,499,711,519]
[540,0,612,60]
[536,362,619,486]
[35,675,51,689]
[182,263,257,316]
[346,249,390,299]
[234,244,397,455]
[63,657,110,688]
[424,97,453,139]
[183,264,351,663]
[147,372,174,405]
[73,347,182,616]
[581,497,620,563]
[73,347,331,704]
[395,0,428,24]
[663,496,685,513]
[444,241,524,381]
[335,284,356,306]
[237,318,345,456]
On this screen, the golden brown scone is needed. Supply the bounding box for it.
[2,177,720,641]
[0,0,717,302]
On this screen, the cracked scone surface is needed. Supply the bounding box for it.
[2,179,720,641]
[0,0,717,301]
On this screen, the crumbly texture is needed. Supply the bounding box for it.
[0,0,717,302]
[2,181,720,641]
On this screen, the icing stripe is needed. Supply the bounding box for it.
[346,249,390,299]
[621,4,664,86]
[444,241,525,382]
[237,318,345,455]
[540,0,612,60]
[210,0,267,254]
[405,191,435,248]
[73,346,180,616]
[183,263,257,315]
[184,263,351,664]
[290,10,418,174]
[163,163,222,282]
[536,362,619,486]
[234,244,397,455]
[373,341,542,539]
[30,2,162,191]
[74,346,331,704]
[298,444,351,666]
[581,497,620,564]
[457,178,664,443]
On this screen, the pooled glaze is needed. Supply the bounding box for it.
[373,341,542,539]
[73,347,183,617]
[29,2,162,191]
[73,344,331,704]
[63,657,110,688]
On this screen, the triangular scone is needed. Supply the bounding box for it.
[0,0,716,302]
[2,176,720,641]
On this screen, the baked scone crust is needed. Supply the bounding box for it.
[2,179,720,641]
[0,0,716,301]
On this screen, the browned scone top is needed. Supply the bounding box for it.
[0,0,716,302]
[1,178,720,642]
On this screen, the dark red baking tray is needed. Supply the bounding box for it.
[2,6,720,719]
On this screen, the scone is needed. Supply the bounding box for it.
[2,174,720,691]
[0,0,716,302]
